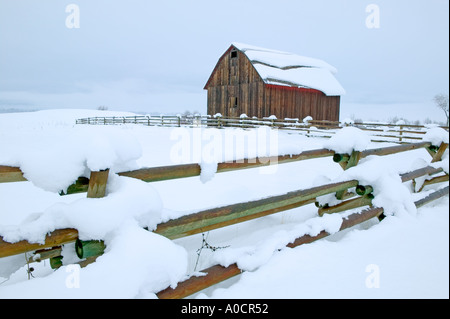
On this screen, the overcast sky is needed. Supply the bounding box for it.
[0,0,448,121]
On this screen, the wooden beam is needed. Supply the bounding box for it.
[118,148,336,182]
[0,228,79,258]
[154,180,359,240]
[414,186,449,208]
[28,246,62,263]
[0,165,26,183]
[1,164,444,259]
[360,142,431,159]
[400,166,443,182]
[118,164,201,182]
[431,143,448,163]
[156,206,384,299]
[157,182,449,299]
[87,169,109,198]
[0,180,357,259]
[290,207,384,248]
[0,148,336,186]
[156,263,242,299]
[318,195,373,216]
[334,151,362,170]
[414,174,449,193]
[0,142,433,187]
[333,142,432,169]
[345,150,361,170]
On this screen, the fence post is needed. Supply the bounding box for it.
[411,142,449,191]
[73,169,110,266]
[48,169,109,269]
[430,142,449,163]
[333,150,361,171]
[87,169,110,198]
[330,149,362,209]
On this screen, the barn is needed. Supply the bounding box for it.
[204,43,345,121]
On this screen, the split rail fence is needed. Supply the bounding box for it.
[0,127,449,298]
[75,115,449,144]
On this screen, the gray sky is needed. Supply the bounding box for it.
[0,0,448,122]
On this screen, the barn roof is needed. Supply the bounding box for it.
[226,43,345,96]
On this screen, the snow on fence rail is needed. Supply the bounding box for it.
[0,164,447,257]
[157,187,449,299]
[75,115,449,144]
[0,132,448,298]
[0,142,443,190]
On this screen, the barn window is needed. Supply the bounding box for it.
[230,50,238,59]
[232,97,238,108]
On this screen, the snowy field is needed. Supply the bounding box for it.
[0,109,448,299]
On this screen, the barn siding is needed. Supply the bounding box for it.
[262,85,340,121]
[205,45,341,122]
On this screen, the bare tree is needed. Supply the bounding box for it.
[433,94,449,126]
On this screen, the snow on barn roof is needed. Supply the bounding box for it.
[232,42,346,96]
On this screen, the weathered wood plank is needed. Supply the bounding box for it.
[414,185,449,208]
[154,180,359,239]
[414,174,449,192]
[0,179,357,258]
[0,165,27,183]
[87,169,109,198]
[318,195,373,216]
[361,141,431,158]
[156,263,242,299]
[1,142,434,186]
[159,182,449,299]
[156,206,385,299]
[2,163,446,260]
[400,166,443,182]
[0,228,79,258]
[119,163,201,182]
[431,142,448,163]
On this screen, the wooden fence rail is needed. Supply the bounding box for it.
[0,124,448,298]
[1,141,444,192]
[1,141,447,252]
[156,187,449,299]
[0,162,447,258]
[76,115,449,144]
[0,141,447,258]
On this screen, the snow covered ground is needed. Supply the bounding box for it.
[0,109,448,299]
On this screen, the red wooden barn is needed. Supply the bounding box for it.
[204,43,345,121]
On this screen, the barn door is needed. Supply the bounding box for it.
[228,86,239,117]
